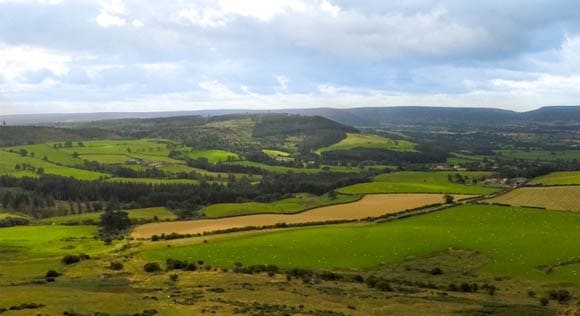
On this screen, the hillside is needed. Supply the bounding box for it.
[3,106,579,127]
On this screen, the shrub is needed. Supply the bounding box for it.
[540,298,549,306]
[45,270,61,278]
[109,261,124,271]
[430,267,443,275]
[144,262,162,273]
[549,289,571,303]
[166,258,188,270]
[61,255,81,265]
[169,274,179,282]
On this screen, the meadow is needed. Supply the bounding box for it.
[35,207,177,225]
[315,133,416,154]
[132,193,469,238]
[224,160,392,174]
[486,186,580,212]
[0,150,108,180]
[534,171,580,185]
[496,149,580,162]
[338,171,499,195]
[201,193,360,218]
[187,149,240,163]
[0,225,111,261]
[144,204,580,283]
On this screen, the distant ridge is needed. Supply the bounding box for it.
[1,106,579,127]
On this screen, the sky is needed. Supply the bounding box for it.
[1,0,580,115]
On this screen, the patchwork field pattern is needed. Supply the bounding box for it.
[132,193,469,238]
[144,204,580,283]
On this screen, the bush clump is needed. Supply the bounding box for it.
[144,262,162,273]
[61,255,81,265]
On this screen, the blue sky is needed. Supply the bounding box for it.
[0,0,579,114]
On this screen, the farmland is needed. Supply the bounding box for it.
[187,149,240,163]
[485,186,580,211]
[534,171,580,185]
[36,207,177,225]
[144,204,580,283]
[496,149,580,162]
[1,111,580,315]
[316,133,416,154]
[132,193,469,238]
[338,171,499,195]
[201,193,360,218]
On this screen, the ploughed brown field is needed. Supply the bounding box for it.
[132,193,472,238]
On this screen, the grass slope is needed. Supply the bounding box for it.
[36,207,177,225]
[338,171,498,195]
[486,186,580,211]
[0,225,109,260]
[144,204,580,283]
[187,149,240,163]
[534,171,580,185]
[496,149,580,162]
[201,193,360,218]
[0,150,108,180]
[316,133,416,154]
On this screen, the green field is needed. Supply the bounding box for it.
[4,143,84,166]
[107,177,199,185]
[0,225,111,260]
[201,193,361,218]
[0,150,108,180]
[144,204,580,283]
[0,212,28,219]
[187,149,240,163]
[338,171,498,195]
[36,207,177,225]
[534,171,580,185]
[58,139,175,157]
[496,149,580,162]
[486,186,580,211]
[225,160,392,174]
[316,133,416,154]
[446,152,488,165]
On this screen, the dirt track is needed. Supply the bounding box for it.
[132,194,472,238]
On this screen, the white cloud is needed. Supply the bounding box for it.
[198,80,235,98]
[96,0,127,28]
[0,43,72,80]
[173,0,341,28]
[131,19,144,28]
[276,75,289,91]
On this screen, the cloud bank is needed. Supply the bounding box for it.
[1,0,579,114]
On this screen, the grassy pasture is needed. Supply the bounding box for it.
[35,207,177,225]
[0,212,28,219]
[496,149,580,161]
[201,193,360,218]
[79,154,130,164]
[144,204,580,283]
[4,143,83,166]
[315,133,416,154]
[262,149,291,158]
[338,171,498,195]
[0,150,108,180]
[224,160,392,174]
[58,139,174,157]
[534,171,580,185]
[107,177,199,185]
[486,186,580,212]
[0,225,110,260]
[187,149,240,163]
